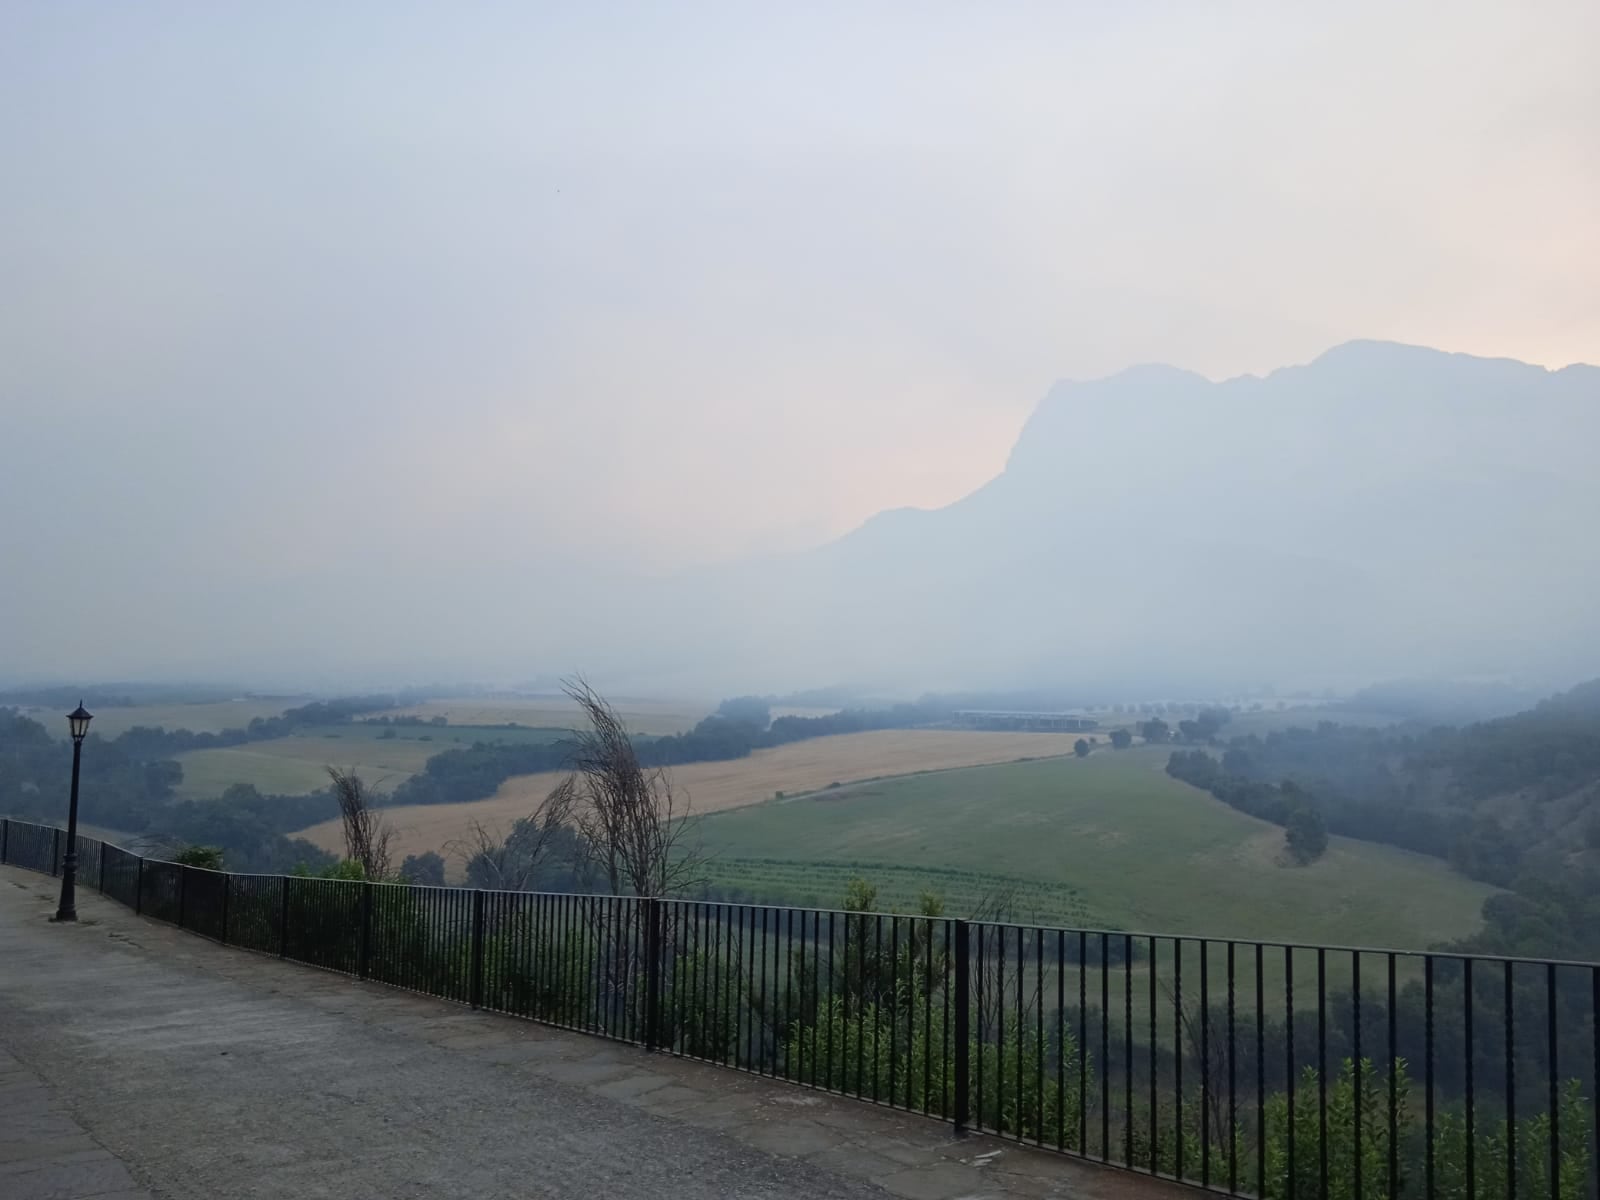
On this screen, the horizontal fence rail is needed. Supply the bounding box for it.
[2,815,1596,1198]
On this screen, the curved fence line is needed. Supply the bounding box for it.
[3,816,1597,1199]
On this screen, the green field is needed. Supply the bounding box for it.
[172,723,569,799]
[1216,705,1401,738]
[696,748,1495,950]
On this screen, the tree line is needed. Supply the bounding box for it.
[1160,679,1600,961]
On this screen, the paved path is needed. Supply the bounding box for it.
[0,866,1179,1200]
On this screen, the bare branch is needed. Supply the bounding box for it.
[443,778,578,891]
[563,676,705,897]
[327,767,393,881]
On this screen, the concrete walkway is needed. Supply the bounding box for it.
[0,866,1180,1200]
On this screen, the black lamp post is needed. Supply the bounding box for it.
[55,702,93,922]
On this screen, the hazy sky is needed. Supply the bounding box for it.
[3,2,1597,684]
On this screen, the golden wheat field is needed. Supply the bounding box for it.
[293,729,1091,864]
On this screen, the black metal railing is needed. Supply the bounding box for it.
[2,816,1596,1198]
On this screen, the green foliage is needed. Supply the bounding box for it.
[1285,803,1329,865]
[1110,728,1133,749]
[398,850,447,885]
[172,844,224,869]
[1427,1078,1592,1200]
[1074,738,1091,758]
[294,857,366,880]
[1261,1060,1407,1199]
[661,944,745,1060]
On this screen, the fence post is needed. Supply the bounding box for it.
[953,919,971,1134]
[1,818,8,864]
[52,827,61,877]
[358,882,373,981]
[279,877,291,959]
[177,865,189,929]
[98,843,106,893]
[470,890,486,1009]
[644,897,663,1050]
[219,874,230,946]
[135,858,144,916]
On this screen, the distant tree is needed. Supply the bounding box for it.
[1109,729,1133,750]
[716,695,772,730]
[1285,804,1329,865]
[1139,718,1171,744]
[399,850,447,886]
[448,781,577,892]
[173,844,224,870]
[1074,738,1091,758]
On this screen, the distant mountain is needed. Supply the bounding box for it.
[638,341,1600,693]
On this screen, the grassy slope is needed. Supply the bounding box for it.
[697,747,1496,949]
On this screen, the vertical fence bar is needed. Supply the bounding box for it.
[52,827,61,876]
[645,897,662,1051]
[1016,926,1025,1137]
[1228,940,1237,1195]
[1466,958,1475,1199]
[1149,937,1158,1171]
[1286,947,1295,1197]
[1546,963,1558,1200]
[1257,942,1266,1197]
[1425,955,1435,1200]
[279,876,291,958]
[1176,939,1185,1182]
[1318,947,1328,1200]
[178,864,188,929]
[1101,931,1109,1158]
[977,924,986,1130]
[1591,967,1599,1200]
[135,858,145,916]
[220,873,230,946]
[1057,929,1067,1149]
[1124,932,1133,1167]
[1505,961,1516,1200]
[953,919,970,1134]
[1,817,8,863]
[1389,953,1399,1200]
[941,919,951,1117]
[892,916,901,1103]
[1080,930,1089,1155]
[1353,950,1362,1200]
[358,882,372,981]
[470,889,486,1010]
[1201,938,1211,1188]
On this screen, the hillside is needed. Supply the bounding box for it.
[643,342,1600,693]
[1166,678,1600,957]
[695,748,1496,948]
